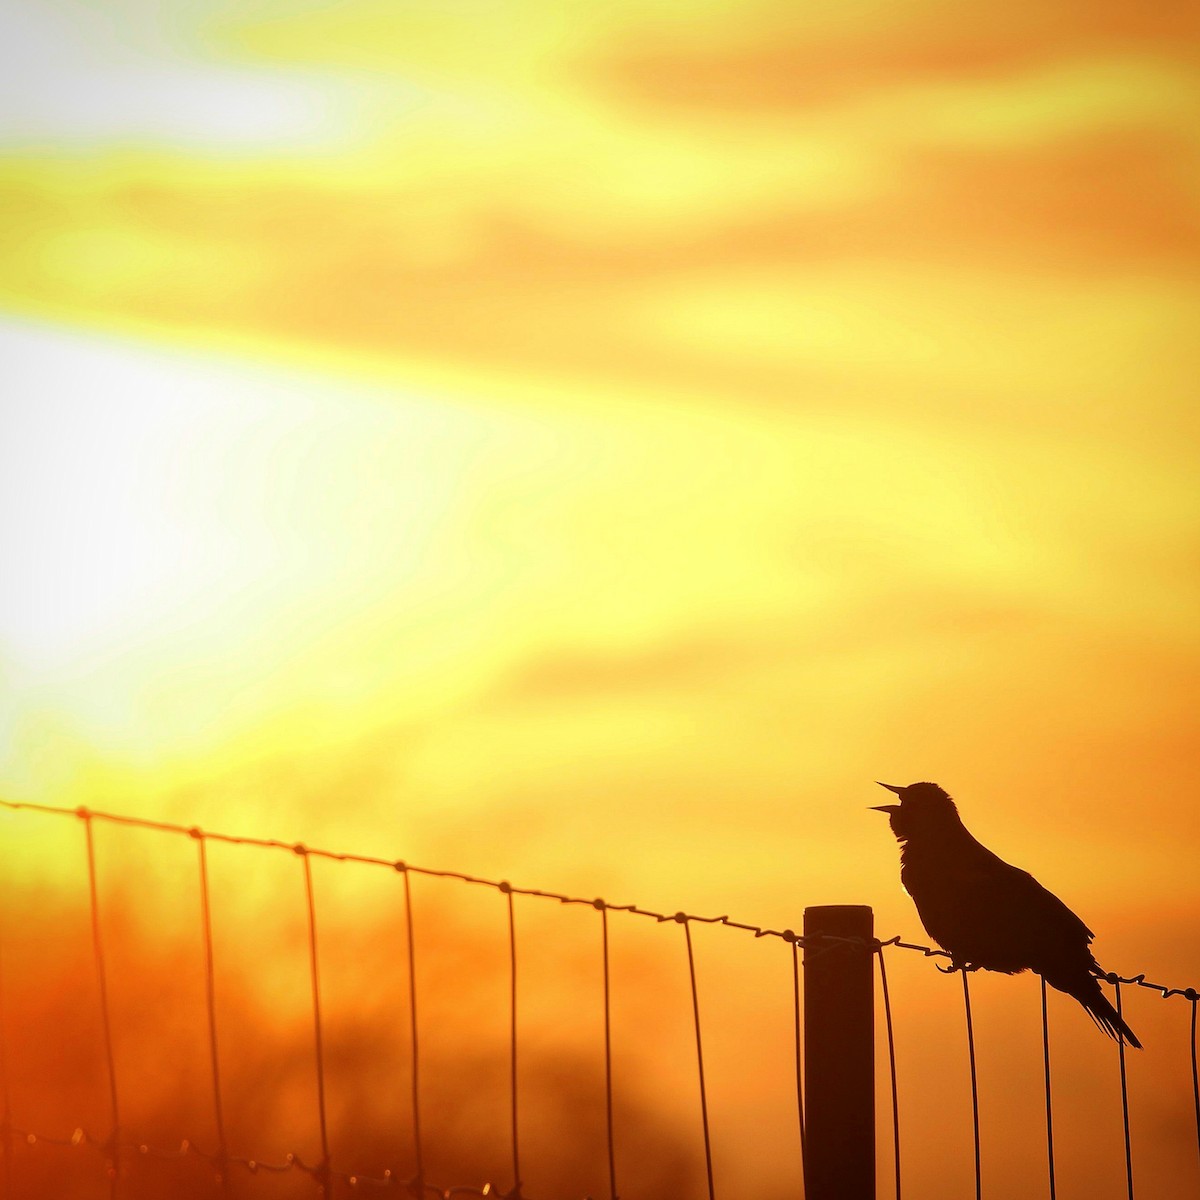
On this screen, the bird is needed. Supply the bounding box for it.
[871,780,1141,1048]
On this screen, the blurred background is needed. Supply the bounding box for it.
[1,0,1198,1195]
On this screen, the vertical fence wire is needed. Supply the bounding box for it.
[681,918,715,1200]
[961,970,981,1200]
[83,812,121,1199]
[598,902,617,1200]
[789,940,806,1185]
[0,900,12,1200]
[1191,992,1200,1184]
[877,944,901,1200]
[194,834,232,1196]
[1039,977,1056,1200]
[400,867,425,1195]
[502,884,521,1198]
[299,850,332,1194]
[1115,980,1133,1200]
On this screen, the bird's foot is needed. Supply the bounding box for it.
[937,958,981,975]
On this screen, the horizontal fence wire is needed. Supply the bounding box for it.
[0,796,1198,1200]
[0,798,1192,996]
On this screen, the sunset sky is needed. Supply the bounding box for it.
[1,0,1198,1196]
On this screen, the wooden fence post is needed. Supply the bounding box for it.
[803,904,875,1200]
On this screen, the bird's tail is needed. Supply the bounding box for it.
[1057,972,1142,1050]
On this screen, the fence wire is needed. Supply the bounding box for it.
[0,797,1197,1199]
[875,944,900,1200]
[82,812,121,1200]
[1040,976,1056,1200]
[196,836,233,1195]
[0,901,11,1200]
[960,971,981,1200]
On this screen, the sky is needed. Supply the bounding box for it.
[1,1,1198,1196]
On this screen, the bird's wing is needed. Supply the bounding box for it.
[984,854,1094,936]
[952,846,1098,971]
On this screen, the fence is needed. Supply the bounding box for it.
[0,797,1197,1199]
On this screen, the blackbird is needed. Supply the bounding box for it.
[872,780,1141,1048]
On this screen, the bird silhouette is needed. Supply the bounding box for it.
[872,780,1141,1048]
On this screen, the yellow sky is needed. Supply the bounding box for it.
[1,0,1198,1194]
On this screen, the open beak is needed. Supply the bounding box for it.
[870,781,904,813]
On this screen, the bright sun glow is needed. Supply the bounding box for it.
[2,322,454,673]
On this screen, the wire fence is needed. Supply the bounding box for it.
[0,796,1197,1199]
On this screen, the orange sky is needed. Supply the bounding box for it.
[1,1,1199,1196]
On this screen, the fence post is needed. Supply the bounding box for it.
[803,904,875,1200]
